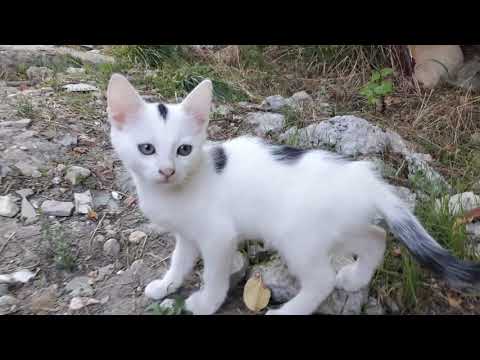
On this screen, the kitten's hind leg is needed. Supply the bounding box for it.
[266,254,336,315]
[334,225,386,292]
[145,235,199,300]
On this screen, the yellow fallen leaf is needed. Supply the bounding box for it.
[243,272,271,312]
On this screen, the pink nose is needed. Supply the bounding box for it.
[159,168,175,178]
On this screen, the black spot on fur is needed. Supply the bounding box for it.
[271,145,308,163]
[211,146,227,174]
[158,104,168,120]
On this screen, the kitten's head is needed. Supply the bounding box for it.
[107,73,212,187]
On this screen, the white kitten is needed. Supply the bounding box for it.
[107,74,480,315]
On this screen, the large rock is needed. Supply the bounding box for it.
[0,45,114,80]
[246,112,285,137]
[0,195,19,218]
[280,116,389,156]
[280,116,416,158]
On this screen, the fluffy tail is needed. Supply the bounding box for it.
[377,188,480,287]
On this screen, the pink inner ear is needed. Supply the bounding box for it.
[191,112,206,127]
[111,111,126,125]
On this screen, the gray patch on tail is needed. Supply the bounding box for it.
[386,205,480,287]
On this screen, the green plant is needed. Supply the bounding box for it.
[41,221,76,272]
[400,249,422,309]
[359,68,394,105]
[146,296,190,315]
[16,97,37,118]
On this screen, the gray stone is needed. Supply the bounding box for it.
[16,188,33,198]
[0,295,18,315]
[52,176,62,185]
[0,46,114,80]
[104,238,120,258]
[317,287,369,315]
[66,276,94,297]
[466,223,480,240]
[128,230,146,244]
[230,251,248,289]
[363,297,385,315]
[406,153,451,193]
[286,91,313,108]
[0,195,19,218]
[248,255,300,303]
[435,192,480,216]
[0,119,32,128]
[249,252,370,314]
[74,190,93,214]
[14,161,41,177]
[213,104,233,117]
[0,284,9,296]
[392,186,417,213]
[65,166,91,185]
[280,116,389,156]
[92,191,120,210]
[26,66,53,83]
[56,164,66,174]
[159,298,176,311]
[63,83,98,92]
[0,269,35,284]
[96,264,115,282]
[20,197,37,222]
[0,162,11,178]
[245,112,285,137]
[261,95,288,111]
[66,67,85,75]
[41,200,74,217]
[30,285,57,313]
[55,134,78,147]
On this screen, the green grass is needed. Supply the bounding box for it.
[16,96,37,118]
[146,296,191,315]
[41,221,76,272]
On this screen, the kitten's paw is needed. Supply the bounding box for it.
[144,279,176,300]
[185,291,220,315]
[335,265,364,292]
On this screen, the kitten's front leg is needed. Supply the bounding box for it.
[145,235,199,300]
[185,242,235,315]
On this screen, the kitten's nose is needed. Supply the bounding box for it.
[159,168,175,178]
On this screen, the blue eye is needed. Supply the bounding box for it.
[177,144,192,156]
[138,143,155,155]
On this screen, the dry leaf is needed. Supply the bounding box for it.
[73,146,88,154]
[87,209,98,221]
[392,246,402,257]
[447,294,462,309]
[243,272,271,312]
[454,207,480,227]
[124,196,137,207]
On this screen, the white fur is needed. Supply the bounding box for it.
[107,74,394,315]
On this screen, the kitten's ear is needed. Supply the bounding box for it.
[181,79,213,130]
[107,74,144,128]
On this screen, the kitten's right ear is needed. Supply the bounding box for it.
[107,74,144,128]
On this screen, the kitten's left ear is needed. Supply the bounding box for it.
[181,79,213,130]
